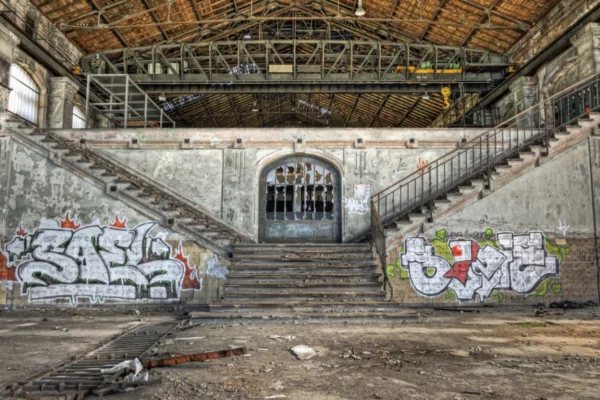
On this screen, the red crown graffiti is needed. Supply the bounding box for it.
[59,212,81,230]
[15,223,27,237]
[110,215,128,229]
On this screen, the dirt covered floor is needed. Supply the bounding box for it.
[1,306,600,400]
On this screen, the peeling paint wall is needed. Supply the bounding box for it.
[0,139,227,308]
[50,127,481,241]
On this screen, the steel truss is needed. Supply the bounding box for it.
[81,40,513,94]
[85,74,176,128]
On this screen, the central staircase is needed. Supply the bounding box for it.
[224,243,384,303]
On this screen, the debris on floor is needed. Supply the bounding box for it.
[290,345,316,360]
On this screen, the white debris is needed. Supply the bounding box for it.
[100,358,143,377]
[264,396,287,399]
[174,336,205,341]
[268,335,296,342]
[290,345,316,360]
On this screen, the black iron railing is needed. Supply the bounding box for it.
[370,73,600,297]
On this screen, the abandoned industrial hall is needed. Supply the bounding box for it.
[0,0,599,398]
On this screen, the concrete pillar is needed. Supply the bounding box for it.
[48,77,79,129]
[0,24,18,113]
[570,23,600,80]
[508,76,538,127]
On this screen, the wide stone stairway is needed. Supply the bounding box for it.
[188,244,420,324]
[224,243,384,303]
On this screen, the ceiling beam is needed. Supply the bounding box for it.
[460,0,502,46]
[141,0,170,41]
[396,97,421,127]
[227,95,242,125]
[344,94,360,127]
[419,0,448,41]
[88,0,130,47]
[368,94,390,127]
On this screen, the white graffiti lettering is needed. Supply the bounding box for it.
[400,232,559,302]
[2,213,204,306]
[344,197,370,215]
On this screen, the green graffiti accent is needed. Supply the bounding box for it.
[444,289,456,300]
[531,278,552,297]
[478,238,500,249]
[435,229,447,240]
[398,267,409,280]
[425,267,436,277]
[551,282,563,294]
[387,256,409,280]
[484,228,494,238]
[492,290,505,303]
[432,239,454,264]
[545,241,570,264]
[385,264,396,278]
[559,247,571,255]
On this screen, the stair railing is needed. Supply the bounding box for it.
[370,73,600,296]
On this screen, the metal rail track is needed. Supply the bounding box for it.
[5,321,178,399]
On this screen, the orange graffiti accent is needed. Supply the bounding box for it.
[59,211,81,230]
[0,252,16,282]
[15,223,27,237]
[451,245,463,257]
[417,157,429,176]
[110,215,128,229]
[174,243,201,290]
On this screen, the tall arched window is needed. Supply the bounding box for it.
[8,64,40,124]
[72,105,85,129]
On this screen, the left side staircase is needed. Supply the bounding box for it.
[1,115,254,257]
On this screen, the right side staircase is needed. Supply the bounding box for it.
[369,75,600,254]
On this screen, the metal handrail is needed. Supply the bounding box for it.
[370,73,600,299]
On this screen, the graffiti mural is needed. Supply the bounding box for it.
[2,212,204,305]
[344,184,371,215]
[387,229,568,302]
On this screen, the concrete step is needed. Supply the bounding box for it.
[231,259,377,268]
[228,272,381,280]
[225,282,381,292]
[232,252,375,261]
[233,243,371,253]
[221,295,386,303]
[188,311,419,325]
[207,301,406,313]
[224,289,385,299]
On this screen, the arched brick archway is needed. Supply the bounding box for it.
[258,155,342,243]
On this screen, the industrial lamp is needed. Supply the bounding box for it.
[355,0,365,16]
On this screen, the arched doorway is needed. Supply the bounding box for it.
[258,155,342,243]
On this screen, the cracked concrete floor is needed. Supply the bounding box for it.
[0,306,599,400]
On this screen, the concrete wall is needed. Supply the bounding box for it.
[50,127,489,241]
[385,137,600,306]
[0,138,228,309]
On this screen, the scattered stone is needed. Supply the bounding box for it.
[290,345,316,360]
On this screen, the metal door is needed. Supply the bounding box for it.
[258,156,341,243]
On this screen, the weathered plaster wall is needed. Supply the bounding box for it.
[0,138,228,308]
[385,137,600,305]
[53,127,489,240]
